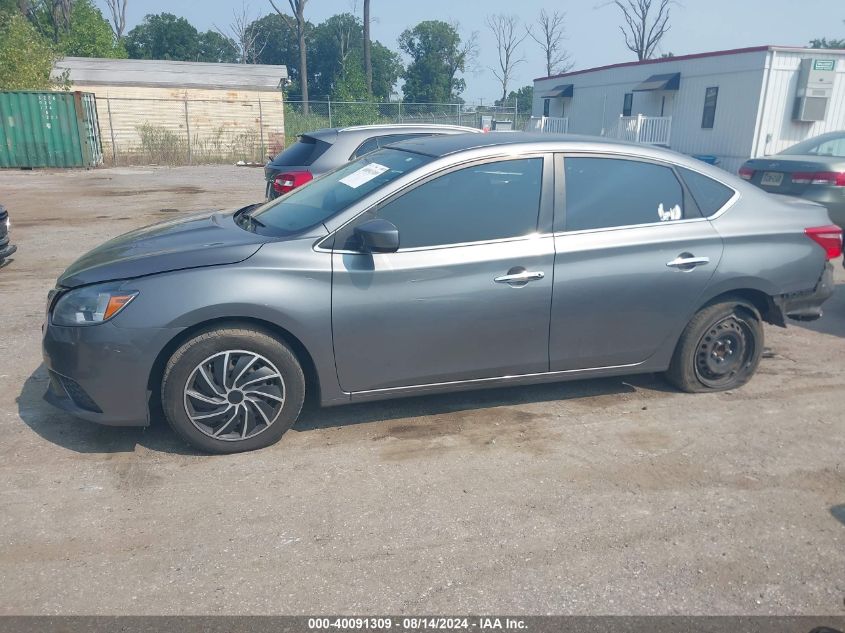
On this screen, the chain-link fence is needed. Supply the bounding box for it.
[95,96,527,166]
[284,101,527,145]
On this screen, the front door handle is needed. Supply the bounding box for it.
[494,270,545,284]
[666,255,710,270]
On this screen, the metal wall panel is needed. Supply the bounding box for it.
[532,50,770,173]
[754,51,845,157]
[0,91,102,168]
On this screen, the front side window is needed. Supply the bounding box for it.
[250,148,431,235]
[339,158,543,250]
[702,87,719,129]
[543,99,551,117]
[563,157,688,232]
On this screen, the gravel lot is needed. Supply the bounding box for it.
[0,165,844,615]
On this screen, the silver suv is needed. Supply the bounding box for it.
[264,124,482,199]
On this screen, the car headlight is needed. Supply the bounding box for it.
[51,283,138,326]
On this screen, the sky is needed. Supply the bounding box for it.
[95,0,844,103]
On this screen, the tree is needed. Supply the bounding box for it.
[216,2,266,63]
[400,20,469,103]
[247,13,299,66]
[611,0,671,61]
[0,11,59,90]
[56,0,126,57]
[104,0,126,39]
[496,85,533,114]
[197,30,238,63]
[269,0,310,113]
[370,41,401,101]
[811,22,845,49]
[527,9,573,77]
[310,12,361,97]
[363,0,371,96]
[486,14,528,104]
[125,13,200,60]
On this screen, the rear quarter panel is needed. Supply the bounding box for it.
[706,186,829,300]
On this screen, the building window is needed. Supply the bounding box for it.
[623,93,633,117]
[543,98,550,117]
[702,87,719,129]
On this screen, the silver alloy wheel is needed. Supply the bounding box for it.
[183,350,286,441]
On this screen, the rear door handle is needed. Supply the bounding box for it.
[666,255,710,270]
[494,270,545,284]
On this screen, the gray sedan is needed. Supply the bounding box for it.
[43,134,841,453]
[739,130,845,227]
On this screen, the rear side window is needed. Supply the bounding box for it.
[272,135,330,166]
[678,167,734,216]
[563,157,687,231]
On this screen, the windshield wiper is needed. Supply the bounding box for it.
[241,211,266,228]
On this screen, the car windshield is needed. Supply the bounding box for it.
[247,148,432,235]
[780,133,845,158]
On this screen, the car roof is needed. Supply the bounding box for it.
[386,132,655,157]
[384,132,738,179]
[305,123,482,141]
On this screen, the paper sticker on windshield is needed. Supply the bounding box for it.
[339,163,390,188]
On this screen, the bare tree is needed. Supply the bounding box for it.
[527,9,573,77]
[105,0,127,39]
[363,0,372,96]
[486,14,529,104]
[216,3,266,63]
[50,0,73,41]
[269,0,310,112]
[611,0,672,61]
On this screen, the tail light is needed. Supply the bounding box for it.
[791,171,845,186]
[805,225,843,260]
[273,170,313,195]
[738,166,755,180]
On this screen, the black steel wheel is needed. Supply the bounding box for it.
[666,300,763,393]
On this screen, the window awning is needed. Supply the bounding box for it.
[633,72,680,91]
[540,84,574,98]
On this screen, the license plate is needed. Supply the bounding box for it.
[761,171,784,187]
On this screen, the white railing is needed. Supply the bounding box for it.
[526,116,569,134]
[614,114,672,146]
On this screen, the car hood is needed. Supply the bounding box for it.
[58,209,274,288]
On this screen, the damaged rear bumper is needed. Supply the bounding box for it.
[775,262,835,322]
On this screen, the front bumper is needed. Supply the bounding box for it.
[776,262,835,322]
[42,319,184,427]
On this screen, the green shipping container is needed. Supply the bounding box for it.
[0,91,103,168]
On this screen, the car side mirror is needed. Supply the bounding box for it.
[354,218,400,253]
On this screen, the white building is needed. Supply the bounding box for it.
[531,46,845,173]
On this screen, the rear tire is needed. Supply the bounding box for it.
[161,326,305,454]
[666,300,763,393]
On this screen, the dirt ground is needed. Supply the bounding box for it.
[0,165,843,615]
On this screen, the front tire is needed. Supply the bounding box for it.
[161,326,305,453]
[666,300,763,393]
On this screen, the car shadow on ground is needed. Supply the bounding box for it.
[794,282,845,338]
[831,504,845,527]
[18,363,671,455]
